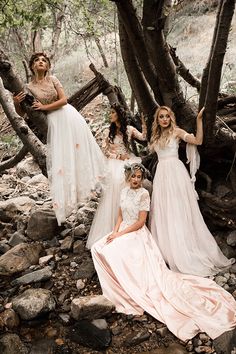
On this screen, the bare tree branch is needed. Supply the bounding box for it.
[0,145,28,173]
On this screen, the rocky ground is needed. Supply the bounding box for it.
[0,101,236,354]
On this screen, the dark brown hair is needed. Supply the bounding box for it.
[29,52,51,75]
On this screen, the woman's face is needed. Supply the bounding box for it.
[129,169,143,189]
[110,108,119,123]
[157,109,171,128]
[32,55,49,74]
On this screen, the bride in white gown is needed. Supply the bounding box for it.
[149,106,234,276]
[13,52,105,225]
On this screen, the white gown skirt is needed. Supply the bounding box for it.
[86,156,140,249]
[47,104,105,225]
[150,156,234,276]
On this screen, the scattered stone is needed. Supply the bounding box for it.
[27,209,59,241]
[124,330,150,347]
[69,319,111,350]
[76,279,85,290]
[213,328,236,354]
[0,333,28,354]
[12,288,56,320]
[0,241,10,254]
[156,326,168,337]
[0,309,20,328]
[58,313,70,324]
[39,255,54,266]
[16,156,41,178]
[11,266,52,286]
[72,257,95,280]
[8,232,28,247]
[60,236,73,251]
[71,295,114,320]
[73,240,84,254]
[0,243,42,275]
[227,231,236,247]
[0,196,36,222]
[74,224,87,237]
[140,343,188,353]
[29,338,55,354]
[230,263,236,274]
[214,275,227,287]
[60,229,71,238]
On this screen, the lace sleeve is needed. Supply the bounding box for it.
[128,125,147,141]
[51,76,63,89]
[139,190,150,211]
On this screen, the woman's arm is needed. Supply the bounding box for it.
[32,85,67,112]
[113,208,123,232]
[175,107,204,145]
[129,115,147,141]
[106,210,147,244]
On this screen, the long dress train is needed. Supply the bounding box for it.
[150,137,234,276]
[92,187,236,342]
[27,75,105,225]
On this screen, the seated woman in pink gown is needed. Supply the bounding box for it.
[92,163,236,342]
[149,106,234,276]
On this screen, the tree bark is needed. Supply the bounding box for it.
[118,17,157,124]
[0,78,47,175]
[204,0,235,143]
[111,0,163,104]
[0,146,28,173]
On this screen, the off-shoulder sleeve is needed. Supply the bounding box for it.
[139,190,150,211]
[127,125,147,141]
[51,75,63,89]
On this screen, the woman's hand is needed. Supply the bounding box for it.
[197,106,205,119]
[32,100,46,111]
[119,153,130,161]
[106,231,122,244]
[13,92,26,105]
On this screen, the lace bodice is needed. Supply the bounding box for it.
[26,75,63,105]
[102,125,146,159]
[120,187,150,227]
[154,137,179,160]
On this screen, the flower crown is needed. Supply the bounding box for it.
[124,162,148,179]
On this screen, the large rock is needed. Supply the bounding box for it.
[0,333,28,354]
[16,156,41,178]
[11,266,52,286]
[71,295,114,320]
[0,309,20,329]
[227,231,236,247]
[0,243,42,276]
[0,197,36,222]
[69,319,111,350]
[12,288,56,320]
[213,328,236,354]
[27,209,59,241]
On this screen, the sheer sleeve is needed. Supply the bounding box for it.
[139,190,150,212]
[128,125,147,141]
[51,76,63,89]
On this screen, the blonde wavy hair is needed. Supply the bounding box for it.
[150,106,177,149]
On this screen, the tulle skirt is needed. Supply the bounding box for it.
[92,225,236,341]
[86,156,140,249]
[47,104,106,225]
[150,156,234,276]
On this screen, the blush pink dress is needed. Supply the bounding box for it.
[86,126,146,249]
[92,186,236,342]
[150,137,234,276]
[27,76,105,225]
